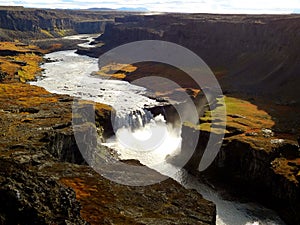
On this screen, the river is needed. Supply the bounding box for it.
[30,35,285,225]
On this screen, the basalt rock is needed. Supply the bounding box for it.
[181,119,300,224]
[0,158,88,225]
[0,6,135,41]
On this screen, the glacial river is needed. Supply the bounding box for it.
[30,35,285,225]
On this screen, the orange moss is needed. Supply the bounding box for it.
[95,102,112,115]
[0,83,58,107]
[97,72,127,79]
[15,53,43,82]
[0,42,43,83]
[95,63,138,80]
[100,63,138,73]
[272,158,299,184]
[0,42,40,53]
[45,43,63,53]
[60,177,124,225]
[0,57,21,78]
[61,178,94,199]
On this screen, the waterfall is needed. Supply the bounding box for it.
[112,109,154,131]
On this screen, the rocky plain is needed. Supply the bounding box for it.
[0,6,299,225]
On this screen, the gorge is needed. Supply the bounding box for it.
[0,7,299,225]
[30,35,286,225]
[75,14,300,224]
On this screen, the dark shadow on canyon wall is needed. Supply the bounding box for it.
[82,13,300,140]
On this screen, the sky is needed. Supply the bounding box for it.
[1,0,300,14]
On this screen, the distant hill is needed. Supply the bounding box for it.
[87,7,149,12]
[117,7,149,12]
[87,8,115,11]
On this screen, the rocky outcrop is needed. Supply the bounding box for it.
[180,96,300,225]
[58,164,216,225]
[210,138,300,225]
[0,82,217,224]
[0,158,88,225]
[74,21,104,34]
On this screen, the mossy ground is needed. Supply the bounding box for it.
[0,83,58,107]
[16,53,43,82]
[95,63,138,80]
[59,168,215,225]
[199,96,300,184]
[40,29,54,38]
[0,42,43,83]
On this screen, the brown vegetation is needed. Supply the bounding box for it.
[0,42,43,83]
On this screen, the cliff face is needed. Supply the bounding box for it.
[89,14,300,103]
[180,95,300,225]
[74,21,104,34]
[182,126,300,223]
[0,7,132,41]
[0,9,72,31]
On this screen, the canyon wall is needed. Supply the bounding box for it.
[88,13,300,104]
[0,7,132,40]
[181,125,300,225]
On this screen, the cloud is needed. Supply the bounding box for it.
[0,0,299,13]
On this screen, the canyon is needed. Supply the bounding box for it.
[0,6,143,41]
[0,7,299,225]
[83,13,300,104]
